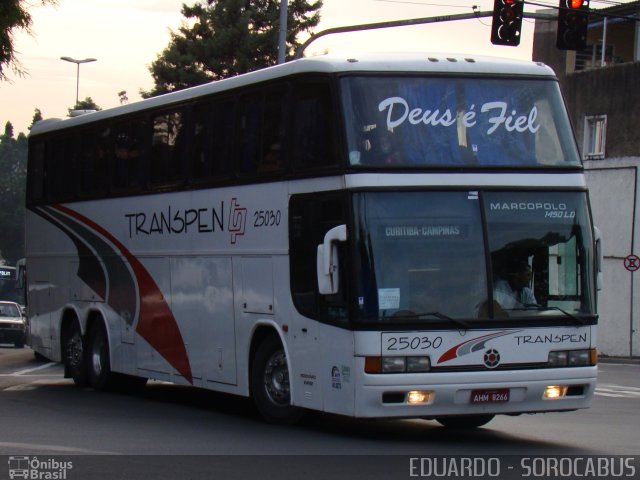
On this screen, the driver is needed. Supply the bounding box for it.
[493,260,537,309]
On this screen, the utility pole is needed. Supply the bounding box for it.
[278,0,288,64]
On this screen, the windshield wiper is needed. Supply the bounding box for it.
[507,304,587,325]
[388,311,470,330]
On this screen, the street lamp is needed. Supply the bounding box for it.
[60,56,97,107]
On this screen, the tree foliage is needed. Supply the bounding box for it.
[0,106,41,264]
[144,0,322,97]
[68,97,101,116]
[30,108,43,129]
[0,0,57,81]
[0,121,27,264]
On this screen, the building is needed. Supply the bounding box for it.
[533,1,640,358]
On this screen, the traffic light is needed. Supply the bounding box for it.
[557,0,590,50]
[491,0,524,46]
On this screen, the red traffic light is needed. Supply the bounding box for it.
[557,0,590,50]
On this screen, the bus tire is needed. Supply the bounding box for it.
[62,321,89,387]
[435,414,495,429]
[87,321,114,390]
[251,334,304,425]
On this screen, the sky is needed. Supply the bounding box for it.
[0,0,549,135]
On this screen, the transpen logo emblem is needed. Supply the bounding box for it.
[484,348,501,368]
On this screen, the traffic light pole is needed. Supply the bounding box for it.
[294,10,555,59]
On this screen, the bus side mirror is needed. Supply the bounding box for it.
[594,227,603,291]
[317,224,347,295]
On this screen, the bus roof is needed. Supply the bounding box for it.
[30,52,556,136]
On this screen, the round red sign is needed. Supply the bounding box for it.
[624,255,640,272]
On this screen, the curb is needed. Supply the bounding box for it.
[598,356,640,365]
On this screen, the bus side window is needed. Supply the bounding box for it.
[192,99,235,182]
[79,126,109,197]
[151,109,186,186]
[49,134,78,202]
[27,141,46,204]
[289,192,349,323]
[258,88,287,174]
[238,92,262,175]
[238,86,287,176]
[292,80,337,171]
[112,119,145,191]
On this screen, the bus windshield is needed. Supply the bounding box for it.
[352,191,595,324]
[341,76,580,168]
[0,266,21,304]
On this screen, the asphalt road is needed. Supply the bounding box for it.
[1,347,638,479]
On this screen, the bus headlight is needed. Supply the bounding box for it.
[382,357,406,373]
[568,350,591,366]
[548,348,596,367]
[365,356,431,373]
[407,356,431,372]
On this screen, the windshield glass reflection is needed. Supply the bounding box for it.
[341,76,580,168]
[352,191,594,324]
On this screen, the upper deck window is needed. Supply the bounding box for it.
[341,76,581,169]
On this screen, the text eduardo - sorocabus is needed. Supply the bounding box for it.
[125,203,225,237]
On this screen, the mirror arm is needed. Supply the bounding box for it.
[322,225,347,275]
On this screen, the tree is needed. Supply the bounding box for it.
[68,97,101,116]
[144,0,322,97]
[0,0,58,81]
[29,108,43,130]
[118,90,129,105]
[4,121,14,139]
[0,122,27,264]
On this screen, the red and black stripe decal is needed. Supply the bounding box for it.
[33,204,193,384]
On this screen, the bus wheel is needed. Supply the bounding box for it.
[435,414,495,429]
[251,335,304,425]
[87,322,113,390]
[62,322,89,387]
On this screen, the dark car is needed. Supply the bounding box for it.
[0,301,26,348]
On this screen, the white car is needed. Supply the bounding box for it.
[0,301,26,348]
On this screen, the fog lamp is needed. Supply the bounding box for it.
[407,390,432,404]
[544,385,568,399]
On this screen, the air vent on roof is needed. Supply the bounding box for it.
[69,109,97,117]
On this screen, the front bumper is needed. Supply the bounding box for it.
[0,327,26,344]
[355,365,597,418]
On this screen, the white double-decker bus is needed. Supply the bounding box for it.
[26,53,601,427]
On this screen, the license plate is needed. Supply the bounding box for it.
[470,388,510,404]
